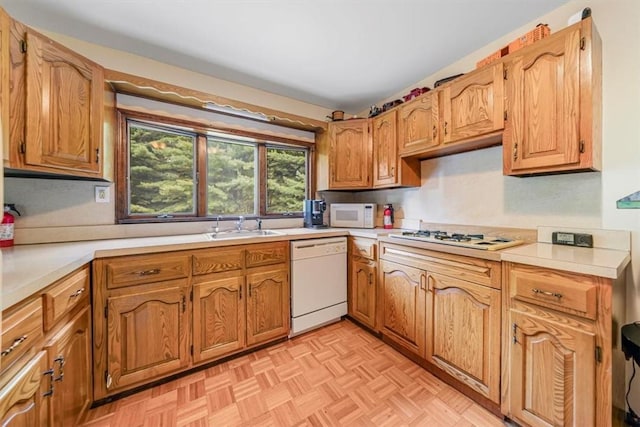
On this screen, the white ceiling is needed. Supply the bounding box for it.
[1,0,568,112]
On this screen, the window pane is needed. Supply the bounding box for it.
[266,146,307,214]
[207,139,256,215]
[128,122,195,215]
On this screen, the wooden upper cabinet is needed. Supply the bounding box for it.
[397,92,439,155]
[23,28,104,176]
[504,17,601,175]
[441,63,504,145]
[372,110,397,187]
[328,118,371,189]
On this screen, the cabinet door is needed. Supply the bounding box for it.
[246,267,290,346]
[0,351,49,427]
[441,63,504,144]
[504,26,582,174]
[349,258,376,330]
[372,110,397,187]
[380,260,426,357]
[329,119,371,189]
[106,282,189,392]
[425,273,500,403]
[397,92,439,155]
[44,307,91,427]
[509,310,596,427]
[24,28,103,176]
[193,275,245,363]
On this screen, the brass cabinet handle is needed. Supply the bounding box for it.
[1,335,28,357]
[43,369,55,397]
[54,356,65,382]
[69,288,85,298]
[239,286,242,300]
[531,288,562,299]
[390,166,395,177]
[137,269,160,276]
[512,323,519,344]
[444,122,448,136]
[513,143,518,161]
[369,273,373,284]
[432,125,437,139]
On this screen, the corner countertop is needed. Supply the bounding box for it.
[2,227,394,311]
[2,227,631,312]
[500,242,631,279]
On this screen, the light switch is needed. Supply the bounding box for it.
[95,186,110,203]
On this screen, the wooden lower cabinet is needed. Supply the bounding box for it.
[193,275,245,363]
[380,260,426,357]
[425,273,501,403]
[0,351,50,427]
[94,242,290,399]
[348,236,378,330]
[44,307,92,427]
[105,280,190,392]
[502,261,620,427]
[350,258,377,329]
[508,310,595,427]
[246,266,290,346]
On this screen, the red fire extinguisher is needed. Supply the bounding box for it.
[1,204,21,248]
[383,204,394,229]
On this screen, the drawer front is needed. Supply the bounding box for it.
[106,254,190,289]
[192,247,244,275]
[43,265,90,331]
[246,242,288,268]
[1,299,43,376]
[351,237,377,260]
[508,263,597,319]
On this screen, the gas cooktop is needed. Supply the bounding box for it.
[388,230,524,251]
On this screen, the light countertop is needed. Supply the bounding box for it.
[500,242,631,279]
[2,227,631,311]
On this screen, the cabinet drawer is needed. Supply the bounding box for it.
[351,237,377,260]
[246,242,288,268]
[1,299,43,376]
[192,247,244,275]
[42,265,90,331]
[508,263,597,319]
[105,254,190,289]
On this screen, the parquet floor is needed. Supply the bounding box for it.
[82,320,507,427]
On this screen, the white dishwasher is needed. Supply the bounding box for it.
[290,237,347,336]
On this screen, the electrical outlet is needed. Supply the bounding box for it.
[95,186,110,203]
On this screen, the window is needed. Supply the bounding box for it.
[118,114,312,222]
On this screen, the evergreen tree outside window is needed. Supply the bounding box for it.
[128,122,196,216]
[120,116,310,222]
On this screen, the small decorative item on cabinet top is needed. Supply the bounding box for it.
[382,99,403,112]
[508,23,551,53]
[327,110,344,121]
[402,87,431,102]
[368,105,382,118]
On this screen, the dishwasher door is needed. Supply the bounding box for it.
[290,237,347,335]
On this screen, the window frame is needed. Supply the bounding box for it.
[115,109,315,223]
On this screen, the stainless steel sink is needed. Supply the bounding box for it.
[204,229,286,241]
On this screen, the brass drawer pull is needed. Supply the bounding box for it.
[137,269,160,276]
[1,335,28,357]
[54,356,65,382]
[69,288,85,298]
[532,288,563,299]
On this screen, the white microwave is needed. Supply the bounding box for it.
[330,203,377,229]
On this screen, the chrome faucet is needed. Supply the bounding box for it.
[215,215,221,234]
[236,215,245,231]
[256,218,262,231]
